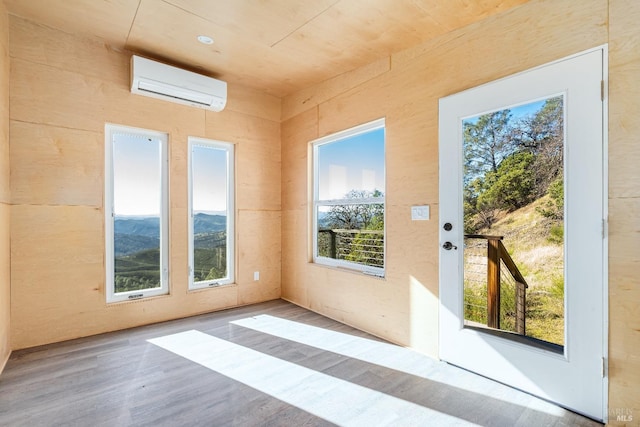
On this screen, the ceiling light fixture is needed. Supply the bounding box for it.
[197,35,214,45]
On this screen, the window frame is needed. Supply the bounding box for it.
[311,118,386,276]
[188,137,235,290]
[105,124,170,303]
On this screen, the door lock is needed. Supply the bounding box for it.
[443,222,453,231]
[442,241,457,250]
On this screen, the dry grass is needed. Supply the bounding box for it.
[466,196,565,345]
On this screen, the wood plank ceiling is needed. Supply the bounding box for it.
[5,0,530,97]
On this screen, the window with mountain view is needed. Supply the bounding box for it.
[188,138,234,289]
[105,125,169,303]
[312,119,385,275]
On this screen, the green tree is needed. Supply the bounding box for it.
[510,97,564,197]
[463,110,515,231]
[322,189,385,268]
[537,178,564,220]
[326,189,384,229]
[477,151,535,213]
[462,98,564,233]
[464,109,513,179]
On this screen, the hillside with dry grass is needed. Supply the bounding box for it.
[464,195,565,345]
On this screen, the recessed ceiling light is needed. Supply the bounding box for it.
[197,35,214,45]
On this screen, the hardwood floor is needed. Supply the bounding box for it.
[0,300,602,426]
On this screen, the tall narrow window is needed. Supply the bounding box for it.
[105,124,169,303]
[188,138,234,289]
[312,119,386,276]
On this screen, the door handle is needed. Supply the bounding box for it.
[442,241,457,250]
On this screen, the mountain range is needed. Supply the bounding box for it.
[114,213,226,256]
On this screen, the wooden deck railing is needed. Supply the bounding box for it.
[465,234,528,335]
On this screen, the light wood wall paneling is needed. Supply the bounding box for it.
[10,122,103,207]
[106,89,207,140]
[235,141,281,212]
[392,0,607,78]
[10,58,113,132]
[304,264,411,347]
[168,131,189,210]
[607,195,640,415]
[0,4,10,204]
[169,206,189,295]
[0,117,7,203]
[9,17,129,85]
[384,106,439,205]
[0,0,10,373]
[316,76,393,139]
[609,0,640,200]
[281,108,317,211]
[280,209,310,306]
[205,109,281,212]
[281,58,390,122]
[609,0,640,418]
[10,205,105,349]
[9,204,241,350]
[10,56,207,135]
[280,108,318,306]
[224,84,281,123]
[236,210,281,305]
[0,202,10,372]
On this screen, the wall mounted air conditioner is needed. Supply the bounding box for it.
[130,55,227,112]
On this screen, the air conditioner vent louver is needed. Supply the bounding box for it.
[130,55,227,112]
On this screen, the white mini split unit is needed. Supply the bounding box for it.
[130,55,227,112]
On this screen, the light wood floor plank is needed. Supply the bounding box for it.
[0,300,601,426]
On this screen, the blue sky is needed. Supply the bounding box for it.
[113,133,162,216]
[113,134,229,216]
[115,99,547,215]
[191,144,228,213]
[317,127,385,200]
[463,98,549,125]
[510,99,546,117]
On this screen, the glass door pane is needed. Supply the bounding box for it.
[462,96,565,347]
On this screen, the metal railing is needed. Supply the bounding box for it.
[318,228,384,268]
[464,234,528,335]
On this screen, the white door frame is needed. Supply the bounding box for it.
[438,46,608,421]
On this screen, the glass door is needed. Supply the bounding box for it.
[439,48,606,421]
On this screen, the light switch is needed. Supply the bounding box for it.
[411,205,430,220]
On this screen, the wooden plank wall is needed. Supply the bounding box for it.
[4,0,639,418]
[608,0,640,417]
[0,0,11,372]
[8,16,281,350]
[281,0,639,418]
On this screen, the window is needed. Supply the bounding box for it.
[312,119,386,275]
[105,125,169,302]
[188,138,235,289]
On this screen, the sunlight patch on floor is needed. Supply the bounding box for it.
[231,314,437,377]
[148,330,477,426]
[230,314,566,417]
